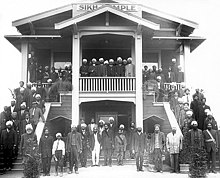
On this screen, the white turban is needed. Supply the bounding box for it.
[204,109,210,114]
[83,58,87,62]
[156,76,161,80]
[186,110,193,116]
[172,58,176,62]
[119,124,124,129]
[47,79,52,83]
[109,117,114,121]
[56,133,62,138]
[31,87,37,91]
[35,94,41,99]
[191,121,198,125]
[99,58,104,62]
[99,120,105,124]
[81,123,87,128]
[104,60,109,64]
[26,124,33,131]
[20,102,26,107]
[6,120,13,126]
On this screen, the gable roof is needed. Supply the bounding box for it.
[55,5,160,30]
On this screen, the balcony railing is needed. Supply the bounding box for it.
[79,77,136,93]
[164,83,181,91]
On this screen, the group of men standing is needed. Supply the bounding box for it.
[80,57,135,77]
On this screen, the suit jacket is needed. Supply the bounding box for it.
[20,119,34,135]
[115,64,125,77]
[88,123,98,135]
[101,129,114,149]
[0,129,17,149]
[39,135,54,158]
[96,64,107,76]
[166,71,175,83]
[203,129,218,152]
[0,112,7,132]
[204,117,218,130]
[66,131,82,153]
[89,132,102,150]
[132,132,146,153]
[150,131,165,151]
[115,134,127,151]
[29,107,45,125]
[107,65,116,77]
[188,129,204,148]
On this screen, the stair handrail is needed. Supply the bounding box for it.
[35,102,51,143]
[163,102,183,136]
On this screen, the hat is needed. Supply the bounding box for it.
[127,57,132,61]
[47,79,52,83]
[99,120,105,124]
[109,59,114,63]
[99,58,104,62]
[191,121,198,126]
[154,124,160,128]
[6,120,13,126]
[92,58,96,62]
[35,94,41,99]
[71,124,77,128]
[81,123,87,128]
[56,133,62,138]
[119,124,124,129]
[83,58,87,62]
[172,58,176,62]
[104,60,109,64]
[207,111,213,116]
[186,110,193,116]
[31,87,37,91]
[109,117,114,121]
[32,101,37,105]
[204,109,210,113]
[156,76,161,80]
[11,98,16,102]
[117,57,122,61]
[20,102,26,107]
[26,124,33,131]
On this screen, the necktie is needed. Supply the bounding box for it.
[56,140,59,151]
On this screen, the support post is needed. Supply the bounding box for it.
[21,42,28,84]
[135,33,143,128]
[72,33,80,126]
[183,41,190,85]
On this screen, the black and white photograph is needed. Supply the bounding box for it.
[0,0,220,177]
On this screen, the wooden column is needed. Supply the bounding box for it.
[183,41,190,84]
[21,42,28,84]
[50,50,54,68]
[135,33,143,128]
[72,33,80,125]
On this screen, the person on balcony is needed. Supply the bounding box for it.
[57,67,64,81]
[107,59,116,77]
[150,124,165,173]
[90,126,101,167]
[166,126,182,173]
[115,126,127,166]
[157,68,166,84]
[45,79,53,102]
[42,66,50,83]
[122,59,127,66]
[37,65,44,82]
[171,58,178,82]
[39,128,54,176]
[97,58,107,77]
[152,65,157,76]
[166,67,175,83]
[101,123,114,167]
[177,66,184,83]
[125,57,135,77]
[203,123,218,173]
[28,58,37,83]
[142,65,149,83]
[50,66,58,83]
[115,57,125,77]
[88,58,97,77]
[132,127,146,172]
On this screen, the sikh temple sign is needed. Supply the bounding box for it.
[77,4,138,12]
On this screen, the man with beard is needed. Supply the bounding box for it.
[79,124,89,167]
[0,121,17,172]
[0,106,9,132]
[127,122,136,159]
[190,94,201,124]
[101,123,114,167]
[96,58,107,77]
[66,125,82,174]
[36,81,46,101]
[88,118,97,135]
[107,59,116,77]
[125,57,135,77]
[166,67,175,83]
[150,124,165,173]
[115,57,125,77]
[39,128,54,176]
[109,117,116,136]
[50,66,58,83]
[157,68,166,83]
[42,66,50,83]
[98,120,105,136]
[90,126,102,167]
[88,58,97,77]
[132,127,146,171]
[115,126,127,166]
[198,98,211,130]
[203,123,218,173]
[188,121,204,148]
[204,111,218,130]
[80,59,89,77]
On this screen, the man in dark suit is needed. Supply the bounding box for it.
[132,127,146,172]
[203,123,218,173]
[198,98,210,131]
[115,57,125,77]
[107,59,116,77]
[39,128,54,176]
[20,112,34,135]
[0,106,8,132]
[101,123,114,166]
[0,121,17,171]
[66,125,82,174]
[90,126,102,166]
[109,117,117,136]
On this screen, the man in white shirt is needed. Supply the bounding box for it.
[166,127,183,173]
[90,126,101,166]
[52,133,65,177]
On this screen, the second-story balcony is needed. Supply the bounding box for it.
[79,77,136,93]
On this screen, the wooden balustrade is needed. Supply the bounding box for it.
[79,77,136,92]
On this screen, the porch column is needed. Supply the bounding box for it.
[72,33,80,125]
[135,33,143,128]
[183,41,190,85]
[21,42,28,84]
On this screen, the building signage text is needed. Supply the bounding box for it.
[77,4,138,12]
